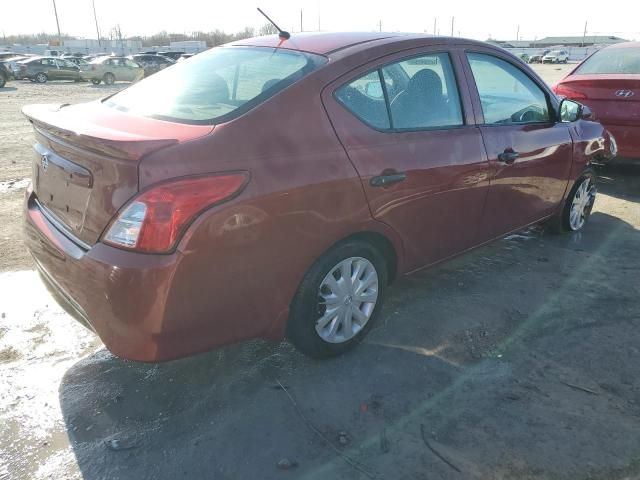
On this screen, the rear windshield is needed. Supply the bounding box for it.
[104,46,327,124]
[575,47,640,75]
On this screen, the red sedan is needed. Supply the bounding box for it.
[23,33,615,362]
[553,41,640,160]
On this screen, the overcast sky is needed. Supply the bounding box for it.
[2,0,639,41]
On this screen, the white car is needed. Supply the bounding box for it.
[542,50,569,63]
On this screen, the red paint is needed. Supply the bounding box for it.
[552,42,640,159]
[23,34,614,361]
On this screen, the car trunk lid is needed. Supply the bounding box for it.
[23,102,214,246]
[560,75,640,125]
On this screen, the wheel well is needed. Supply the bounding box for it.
[336,232,399,284]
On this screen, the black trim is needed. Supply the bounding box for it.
[378,68,394,129]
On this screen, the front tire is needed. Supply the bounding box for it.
[103,73,115,85]
[91,78,101,85]
[287,240,388,358]
[0,75,6,88]
[35,72,47,83]
[549,171,597,233]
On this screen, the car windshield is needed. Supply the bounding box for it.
[104,46,327,124]
[575,47,640,74]
[548,51,561,56]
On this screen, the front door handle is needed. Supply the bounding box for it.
[370,171,406,187]
[498,149,519,164]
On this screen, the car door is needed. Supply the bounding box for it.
[40,58,57,79]
[53,59,71,80]
[461,49,573,241]
[323,47,490,272]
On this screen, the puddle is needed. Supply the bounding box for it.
[0,178,31,194]
[0,270,101,479]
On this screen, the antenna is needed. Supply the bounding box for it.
[257,7,291,40]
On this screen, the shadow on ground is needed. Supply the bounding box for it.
[59,206,640,479]
[596,163,640,204]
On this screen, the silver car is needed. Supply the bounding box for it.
[80,56,144,85]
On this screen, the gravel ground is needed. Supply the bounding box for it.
[1,65,640,480]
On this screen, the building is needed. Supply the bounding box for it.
[490,35,629,49]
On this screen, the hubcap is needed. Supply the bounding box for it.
[569,178,596,231]
[315,257,379,344]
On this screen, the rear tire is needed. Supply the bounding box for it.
[35,72,47,83]
[103,73,115,85]
[0,75,6,88]
[548,170,597,233]
[287,240,388,359]
[91,79,101,85]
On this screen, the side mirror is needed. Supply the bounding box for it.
[559,98,593,122]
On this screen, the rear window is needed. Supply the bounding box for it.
[575,47,640,74]
[105,46,327,124]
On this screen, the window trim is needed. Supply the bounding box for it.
[464,49,558,126]
[333,51,469,134]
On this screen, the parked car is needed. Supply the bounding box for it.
[519,53,530,63]
[0,62,10,87]
[128,54,175,77]
[543,50,570,63]
[1,55,31,78]
[158,51,185,61]
[22,33,616,362]
[177,53,194,62]
[80,56,144,85]
[0,52,19,61]
[528,50,550,64]
[553,41,639,160]
[17,57,81,83]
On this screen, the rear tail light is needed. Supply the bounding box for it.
[552,83,587,100]
[102,173,249,253]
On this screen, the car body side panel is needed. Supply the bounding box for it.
[132,73,404,359]
[321,45,492,271]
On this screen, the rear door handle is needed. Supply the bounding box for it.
[498,150,519,164]
[370,172,407,187]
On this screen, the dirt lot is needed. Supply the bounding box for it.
[1,65,640,480]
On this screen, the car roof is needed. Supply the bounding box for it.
[232,31,489,56]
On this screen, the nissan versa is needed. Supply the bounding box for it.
[23,33,616,362]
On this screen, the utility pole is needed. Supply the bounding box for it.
[378,20,382,32]
[581,21,587,47]
[433,17,437,35]
[51,0,62,46]
[300,9,303,32]
[451,17,454,36]
[92,0,101,46]
[516,24,520,40]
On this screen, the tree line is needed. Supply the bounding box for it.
[1,24,279,47]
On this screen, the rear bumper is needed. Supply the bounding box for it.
[23,189,239,362]
[603,123,640,160]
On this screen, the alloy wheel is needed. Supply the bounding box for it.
[569,177,596,231]
[315,257,379,344]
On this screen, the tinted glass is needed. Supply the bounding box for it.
[575,47,640,74]
[383,53,463,129]
[336,71,390,129]
[467,53,550,124]
[105,47,326,124]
